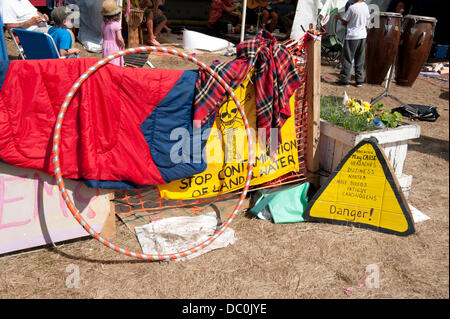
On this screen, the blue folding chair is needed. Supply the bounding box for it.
[12,28,62,59]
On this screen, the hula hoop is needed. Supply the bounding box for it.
[51,46,255,261]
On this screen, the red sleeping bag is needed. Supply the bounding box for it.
[0,58,203,187]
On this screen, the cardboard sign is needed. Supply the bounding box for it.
[158,70,300,200]
[304,138,415,236]
[0,162,112,255]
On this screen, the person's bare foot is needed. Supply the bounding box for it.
[151,38,160,46]
[145,38,160,46]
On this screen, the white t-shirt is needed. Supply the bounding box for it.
[0,0,39,30]
[341,1,370,40]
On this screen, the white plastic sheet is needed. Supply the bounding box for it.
[183,29,233,52]
[135,212,236,261]
[409,204,431,223]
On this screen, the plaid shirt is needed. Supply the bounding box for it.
[194,30,301,145]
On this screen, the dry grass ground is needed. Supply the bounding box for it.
[0,33,448,301]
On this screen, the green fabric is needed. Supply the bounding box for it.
[250,182,310,223]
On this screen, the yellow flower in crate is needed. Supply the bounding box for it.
[346,99,356,108]
[346,99,372,115]
[347,99,362,114]
[361,101,372,112]
[321,95,403,132]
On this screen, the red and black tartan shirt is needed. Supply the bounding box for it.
[193,30,301,145]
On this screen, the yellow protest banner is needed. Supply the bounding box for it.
[158,71,300,200]
[304,138,415,236]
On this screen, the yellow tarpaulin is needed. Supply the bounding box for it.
[158,71,300,200]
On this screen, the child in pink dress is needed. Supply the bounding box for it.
[101,0,125,67]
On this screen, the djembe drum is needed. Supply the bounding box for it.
[395,15,437,87]
[126,8,144,48]
[365,12,402,85]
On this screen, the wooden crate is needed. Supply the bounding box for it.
[319,119,421,198]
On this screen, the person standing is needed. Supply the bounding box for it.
[101,0,125,66]
[335,0,370,87]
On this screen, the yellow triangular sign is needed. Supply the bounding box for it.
[304,138,415,236]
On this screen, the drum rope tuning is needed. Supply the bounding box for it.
[51,46,256,261]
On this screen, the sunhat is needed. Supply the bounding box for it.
[102,0,122,16]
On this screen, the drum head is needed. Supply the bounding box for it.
[404,15,437,23]
[377,12,402,18]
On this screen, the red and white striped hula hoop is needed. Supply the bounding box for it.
[51,46,255,261]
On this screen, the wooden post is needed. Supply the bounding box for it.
[306,36,321,187]
[100,192,116,239]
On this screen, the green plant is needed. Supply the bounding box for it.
[320,96,402,132]
[370,103,403,128]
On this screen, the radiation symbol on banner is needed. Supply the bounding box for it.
[218,83,251,162]
[304,138,415,236]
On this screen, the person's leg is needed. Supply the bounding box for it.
[261,9,270,29]
[339,39,357,84]
[154,20,166,37]
[154,14,167,37]
[268,11,278,32]
[280,16,293,34]
[46,0,54,10]
[246,8,257,26]
[145,10,160,45]
[354,38,366,85]
[34,25,51,33]
[212,18,230,35]
[164,25,171,34]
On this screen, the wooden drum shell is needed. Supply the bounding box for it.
[395,15,437,87]
[127,8,145,48]
[365,13,402,85]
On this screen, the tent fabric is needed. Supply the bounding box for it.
[0,15,8,61]
[77,0,104,53]
[0,58,213,188]
[290,0,391,40]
